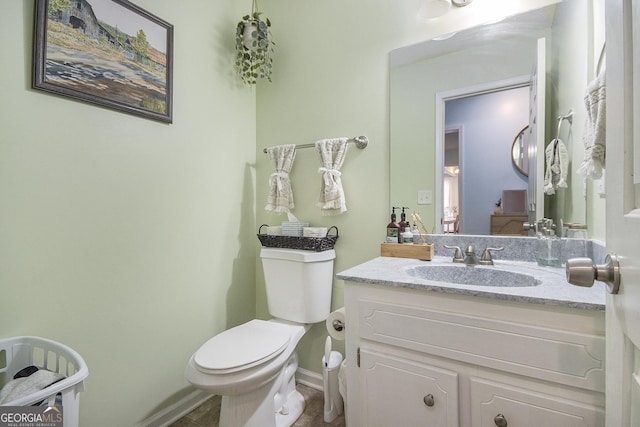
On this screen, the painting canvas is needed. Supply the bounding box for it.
[33,0,173,123]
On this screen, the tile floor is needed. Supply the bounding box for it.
[169,384,345,427]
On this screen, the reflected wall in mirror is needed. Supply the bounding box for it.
[389,0,606,238]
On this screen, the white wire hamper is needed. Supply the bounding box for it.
[0,336,89,427]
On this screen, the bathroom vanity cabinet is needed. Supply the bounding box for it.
[343,281,605,426]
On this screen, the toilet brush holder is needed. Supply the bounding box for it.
[322,350,344,422]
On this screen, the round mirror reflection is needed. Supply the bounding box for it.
[511,125,529,177]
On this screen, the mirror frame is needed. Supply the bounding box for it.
[511,125,530,177]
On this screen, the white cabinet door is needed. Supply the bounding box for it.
[604,0,640,425]
[360,349,459,427]
[470,377,604,427]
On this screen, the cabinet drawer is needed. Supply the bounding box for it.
[358,299,604,391]
[360,349,459,427]
[470,377,604,427]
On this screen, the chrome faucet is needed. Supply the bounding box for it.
[444,245,479,265]
[444,245,464,263]
[479,247,504,265]
[463,245,479,265]
[444,245,504,265]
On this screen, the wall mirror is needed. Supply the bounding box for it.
[389,0,603,236]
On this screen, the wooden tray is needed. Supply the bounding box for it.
[380,243,433,261]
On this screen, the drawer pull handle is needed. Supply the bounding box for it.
[423,394,435,407]
[494,413,508,427]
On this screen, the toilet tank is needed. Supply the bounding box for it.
[260,248,336,324]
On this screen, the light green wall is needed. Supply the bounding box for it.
[0,1,256,425]
[547,0,606,240]
[254,0,396,367]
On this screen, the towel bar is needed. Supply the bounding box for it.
[263,136,368,153]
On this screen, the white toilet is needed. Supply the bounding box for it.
[185,247,336,427]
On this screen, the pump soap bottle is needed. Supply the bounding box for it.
[386,207,400,243]
[536,219,562,267]
[399,207,412,244]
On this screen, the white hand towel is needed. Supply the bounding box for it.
[265,144,296,213]
[315,138,349,215]
[544,139,569,195]
[577,69,606,179]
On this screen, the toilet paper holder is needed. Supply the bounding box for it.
[326,308,346,341]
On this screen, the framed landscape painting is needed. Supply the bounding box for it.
[33,0,174,123]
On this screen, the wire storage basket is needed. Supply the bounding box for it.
[257,224,339,252]
[0,336,89,427]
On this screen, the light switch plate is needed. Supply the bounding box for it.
[417,190,432,205]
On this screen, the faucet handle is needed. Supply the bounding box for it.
[444,245,464,263]
[479,247,504,265]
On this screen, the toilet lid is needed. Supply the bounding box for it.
[194,319,291,374]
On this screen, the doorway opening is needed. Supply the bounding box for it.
[436,75,531,234]
[443,128,461,233]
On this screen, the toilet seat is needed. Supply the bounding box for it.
[193,319,292,374]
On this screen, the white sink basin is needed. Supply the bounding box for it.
[407,265,540,287]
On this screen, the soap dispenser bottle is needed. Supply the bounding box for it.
[402,227,414,244]
[386,207,400,243]
[536,219,562,267]
[398,207,410,243]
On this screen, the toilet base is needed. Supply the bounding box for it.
[275,389,305,427]
[219,352,304,427]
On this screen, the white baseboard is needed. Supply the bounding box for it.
[137,368,324,427]
[295,367,323,391]
[136,389,212,427]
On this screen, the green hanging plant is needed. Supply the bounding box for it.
[235,0,274,85]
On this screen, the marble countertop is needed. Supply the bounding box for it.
[336,256,606,310]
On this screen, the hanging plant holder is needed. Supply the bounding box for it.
[235,0,274,85]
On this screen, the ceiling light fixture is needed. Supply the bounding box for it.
[452,0,474,6]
